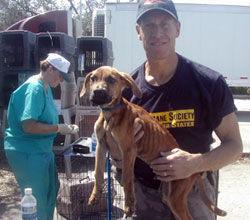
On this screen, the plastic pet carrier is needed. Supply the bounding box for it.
[0,30,36,72]
[35,32,75,72]
[0,71,3,107]
[35,33,76,103]
[76,37,114,77]
[1,70,34,108]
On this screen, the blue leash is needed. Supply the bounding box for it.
[107,152,112,220]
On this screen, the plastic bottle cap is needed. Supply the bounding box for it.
[24,188,32,195]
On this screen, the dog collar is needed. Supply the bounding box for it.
[101,100,123,111]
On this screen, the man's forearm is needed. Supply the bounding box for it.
[195,112,243,173]
[195,140,243,173]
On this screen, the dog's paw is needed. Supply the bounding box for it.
[88,192,100,205]
[124,205,136,217]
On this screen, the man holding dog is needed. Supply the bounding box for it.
[107,0,243,219]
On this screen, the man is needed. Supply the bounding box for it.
[107,0,243,219]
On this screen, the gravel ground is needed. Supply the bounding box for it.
[0,151,250,220]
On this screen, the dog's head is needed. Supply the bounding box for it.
[80,66,142,107]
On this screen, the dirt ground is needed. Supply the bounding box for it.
[0,152,21,219]
[0,151,250,220]
[217,156,250,220]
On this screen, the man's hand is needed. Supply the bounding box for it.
[151,112,243,182]
[106,117,144,169]
[150,148,201,182]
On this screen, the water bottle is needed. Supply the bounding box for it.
[21,188,37,220]
[91,132,97,154]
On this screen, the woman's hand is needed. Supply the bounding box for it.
[57,124,79,135]
[150,148,202,182]
[106,117,144,168]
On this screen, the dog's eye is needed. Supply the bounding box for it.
[107,77,116,84]
[90,76,97,82]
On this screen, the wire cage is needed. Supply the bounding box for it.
[55,149,125,220]
[76,110,100,138]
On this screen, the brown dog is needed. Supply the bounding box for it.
[80,66,227,220]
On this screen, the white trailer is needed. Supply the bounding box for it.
[93,0,250,87]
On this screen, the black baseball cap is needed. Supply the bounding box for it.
[136,0,178,23]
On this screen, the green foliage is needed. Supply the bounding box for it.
[229,87,250,95]
[0,0,65,31]
[73,0,105,36]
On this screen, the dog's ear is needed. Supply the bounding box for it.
[80,72,92,97]
[119,72,142,98]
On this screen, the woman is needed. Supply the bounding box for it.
[4,53,78,219]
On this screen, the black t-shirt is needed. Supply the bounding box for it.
[123,54,236,189]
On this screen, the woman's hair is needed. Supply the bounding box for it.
[40,60,50,72]
[40,60,58,72]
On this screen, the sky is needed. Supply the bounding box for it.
[106,0,250,6]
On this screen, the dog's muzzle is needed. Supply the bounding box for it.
[90,88,112,105]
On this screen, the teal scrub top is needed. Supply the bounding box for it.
[4,75,59,153]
